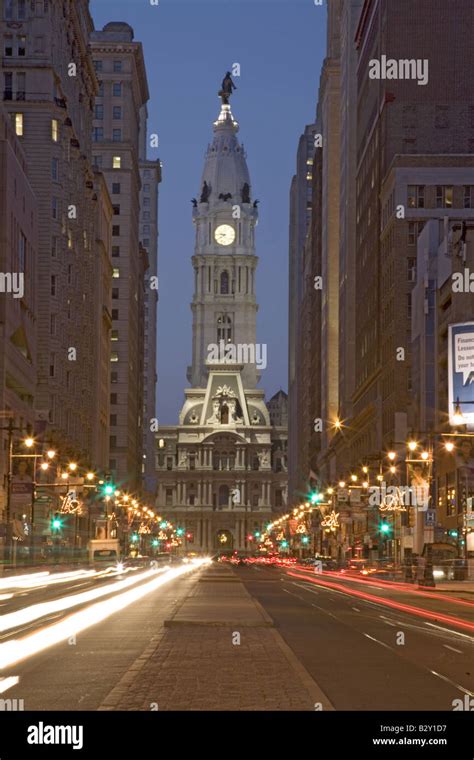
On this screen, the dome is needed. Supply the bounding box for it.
[198,103,252,208]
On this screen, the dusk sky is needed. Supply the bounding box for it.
[91,0,327,424]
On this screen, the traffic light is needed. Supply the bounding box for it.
[186,532,193,541]
[131,533,139,543]
[301,536,309,544]
[152,539,159,547]
[310,492,322,504]
[52,513,62,531]
[379,520,391,536]
[254,531,261,538]
[176,528,184,536]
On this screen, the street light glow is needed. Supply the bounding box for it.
[24,437,34,448]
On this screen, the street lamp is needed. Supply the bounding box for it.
[24,437,34,448]
[452,399,465,426]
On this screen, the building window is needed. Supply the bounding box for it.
[112,128,121,142]
[436,186,453,208]
[111,330,118,341]
[112,205,120,216]
[165,488,173,505]
[51,118,58,142]
[112,268,120,278]
[110,414,117,426]
[113,60,123,72]
[112,288,119,299]
[18,0,26,20]
[113,106,122,120]
[464,186,473,209]
[50,314,56,336]
[93,127,103,142]
[110,393,117,405]
[407,258,417,282]
[51,157,59,180]
[50,275,56,296]
[4,0,13,20]
[166,458,173,471]
[18,36,26,56]
[3,73,12,100]
[110,352,119,362]
[49,354,55,377]
[112,225,120,236]
[14,112,23,136]
[98,81,104,97]
[112,246,120,257]
[112,183,121,194]
[94,60,102,73]
[220,271,229,294]
[142,211,150,221]
[95,104,103,120]
[93,155,102,169]
[113,156,121,169]
[112,309,119,320]
[217,314,232,342]
[52,196,58,219]
[16,72,25,99]
[111,371,118,384]
[4,37,13,57]
[51,237,58,257]
[113,82,122,97]
[407,185,424,209]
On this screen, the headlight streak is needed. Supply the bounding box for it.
[0,568,165,634]
[0,567,124,592]
[0,559,210,670]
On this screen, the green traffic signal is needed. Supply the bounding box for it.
[103,484,114,496]
[52,517,62,530]
[176,528,184,536]
[380,522,391,534]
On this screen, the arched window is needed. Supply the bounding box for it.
[220,271,229,294]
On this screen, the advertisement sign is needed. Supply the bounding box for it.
[448,322,474,425]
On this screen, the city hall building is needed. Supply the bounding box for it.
[155,89,288,554]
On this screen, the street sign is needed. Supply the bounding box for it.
[424,509,436,527]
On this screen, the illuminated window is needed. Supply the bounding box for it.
[110,352,119,362]
[51,118,58,142]
[111,330,119,341]
[14,112,23,136]
[112,268,120,278]
[113,156,121,169]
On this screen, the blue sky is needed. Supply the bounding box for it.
[91,0,327,423]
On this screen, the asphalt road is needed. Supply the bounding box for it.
[0,566,198,710]
[235,564,474,711]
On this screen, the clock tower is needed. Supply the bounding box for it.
[155,82,288,556]
[188,101,260,389]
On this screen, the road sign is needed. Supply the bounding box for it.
[424,509,436,527]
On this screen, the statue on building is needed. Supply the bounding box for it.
[219,72,237,105]
[241,182,251,204]
[207,399,221,425]
[178,451,188,467]
[200,181,211,203]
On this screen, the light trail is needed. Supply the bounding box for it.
[291,566,474,608]
[0,559,211,670]
[0,567,127,591]
[287,570,474,634]
[0,567,168,634]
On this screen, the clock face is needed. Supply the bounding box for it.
[214,224,235,246]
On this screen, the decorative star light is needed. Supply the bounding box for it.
[321,510,340,529]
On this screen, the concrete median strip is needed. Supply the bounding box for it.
[99,566,335,711]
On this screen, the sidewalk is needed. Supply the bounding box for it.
[99,564,334,711]
[429,581,474,595]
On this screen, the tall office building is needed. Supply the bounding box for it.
[0,0,109,464]
[0,101,37,522]
[90,22,150,492]
[139,105,161,498]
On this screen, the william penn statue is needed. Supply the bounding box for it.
[219,71,237,104]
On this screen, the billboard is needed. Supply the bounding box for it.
[448,322,474,425]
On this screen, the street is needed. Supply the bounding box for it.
[0,561,471,713]
[235,564,473,711]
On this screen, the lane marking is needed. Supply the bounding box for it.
[443,644,463,654]
[352,607,360,612]
[424,622,474,641]
[363,632,392,650]
[430,670,474,696]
